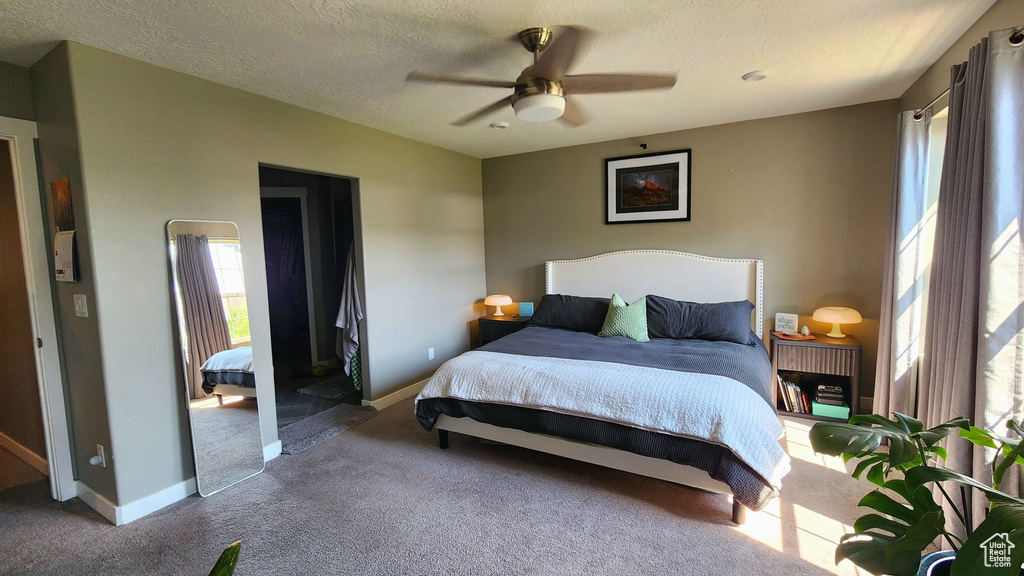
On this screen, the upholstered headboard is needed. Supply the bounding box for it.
[545,250,764,338]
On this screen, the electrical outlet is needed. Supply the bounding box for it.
[89,444,106,467]
[428,347,434,361]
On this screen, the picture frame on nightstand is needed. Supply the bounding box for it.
[775,312,798,334]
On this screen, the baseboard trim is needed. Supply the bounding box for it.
[264,440,282,462]
[76,477,197,526]
[361,378,429,410]
[75,481,118,524]
[0,431,48,476]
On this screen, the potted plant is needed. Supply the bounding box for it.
[809,412,1024,576]
[209,541,241,576]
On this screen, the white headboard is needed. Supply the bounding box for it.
[545,250,764,338]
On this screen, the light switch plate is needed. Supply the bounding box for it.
[73,294,88,317]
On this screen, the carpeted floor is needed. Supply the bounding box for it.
[189,397,265,494]
[0,400,868,575]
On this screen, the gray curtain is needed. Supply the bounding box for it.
[175,233,232,399]
[918,29,1024,530]
[873,109,931,419]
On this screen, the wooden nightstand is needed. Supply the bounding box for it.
[478,315,530,346]
[770,333,862,421]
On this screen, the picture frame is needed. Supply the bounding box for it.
[605,149,691,224]
[775,312,799,335]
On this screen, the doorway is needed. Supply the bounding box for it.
[0,117,75,501]
[0,138,48,491]
[259,166,362,429]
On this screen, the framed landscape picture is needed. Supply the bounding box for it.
[605,149,691,224]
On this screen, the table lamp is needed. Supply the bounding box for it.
[812,306,862,338]
[484,294,513,317]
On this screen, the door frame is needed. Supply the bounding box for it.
[0,116,76,500]
[259,187,321,367]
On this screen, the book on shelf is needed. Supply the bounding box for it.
[777,375,791,411]
[815,396,846,407]
[778,374,807,414]
[815,388,845,407]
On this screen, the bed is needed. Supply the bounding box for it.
[414,250,790,524]
[200,346,257,400]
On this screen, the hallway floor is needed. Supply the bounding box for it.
[275,368,362,429]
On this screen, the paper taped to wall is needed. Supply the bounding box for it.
[54,230,77,282]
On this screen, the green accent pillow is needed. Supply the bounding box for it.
[598,294,650,342]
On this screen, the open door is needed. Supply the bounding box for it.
[0,117,76,501]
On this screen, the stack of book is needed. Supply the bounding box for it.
[811,384,851,419]
[814,384,845,406]
[777,374,810,414]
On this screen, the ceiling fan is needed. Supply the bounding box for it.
[406,26,678,127]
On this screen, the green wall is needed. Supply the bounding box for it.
[37,41,485,506]
[31,43,117,500]
[482,101,899,406]
[0,61,34,121]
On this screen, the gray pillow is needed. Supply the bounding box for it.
[646,295,754,345]
[528,294,610,334]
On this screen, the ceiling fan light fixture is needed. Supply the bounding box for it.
[512,93,565,122]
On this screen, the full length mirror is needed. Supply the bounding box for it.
[168,219,264,496]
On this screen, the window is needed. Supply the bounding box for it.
[919,110,947,342]
[207,240,250,344]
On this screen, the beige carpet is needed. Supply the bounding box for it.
[0,401,868,575]
[189,397,264,494]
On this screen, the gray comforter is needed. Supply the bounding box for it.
[484,326,774,407]
[416,326,788,510]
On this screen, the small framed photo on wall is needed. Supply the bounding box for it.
[605,149,691,224]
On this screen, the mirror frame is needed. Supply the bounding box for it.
[167,218,265,496]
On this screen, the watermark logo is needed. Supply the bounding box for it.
[981,533,1015,569]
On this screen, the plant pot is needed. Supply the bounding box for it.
[918,551,955,576]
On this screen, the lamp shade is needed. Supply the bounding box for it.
[484,294,513,307]
[484,294,514,316]
[812,306,862,338]
[512,93,565,122]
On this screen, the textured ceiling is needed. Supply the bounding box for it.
[0,0,997,158]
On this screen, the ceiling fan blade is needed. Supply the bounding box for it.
[562,73,677,94]
[406,72,517,89]
[532,26,588,81]
[451,96,513,126]
[558,97,588,127]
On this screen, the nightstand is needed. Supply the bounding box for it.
[478,315,530,346]
[770,333,861,421]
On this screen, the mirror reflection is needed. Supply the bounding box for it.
[168,219,264,496]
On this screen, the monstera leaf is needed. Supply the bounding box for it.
[835,479,946,576]
[810,414,968,485]
[904,467,1024,507]
[961,426,1024,467]
[952,505,1024,576]
[810,415,917,467]
[209,541,241,576]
